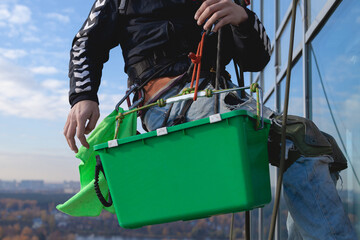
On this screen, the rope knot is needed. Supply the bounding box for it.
[115,112,125,122]
[250,83,259,93]
[157,98,166,107]
[181,88,194,95]
[188,52,201,64]
[204,88,213,97]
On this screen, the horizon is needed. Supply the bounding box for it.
[0,178,79,184]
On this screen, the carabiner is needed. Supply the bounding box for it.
[129,88,144,110]
[115,84,139,111]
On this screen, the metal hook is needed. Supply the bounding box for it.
[115,84,139,111]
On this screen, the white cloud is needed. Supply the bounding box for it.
[22,35,41,43]
[0,4,38,41]
[0,48,27,59]
[30,48,68,61]
[0,57,68,120]
[63,8,75,14]
[41,79,65,89]
[8,5,31,25]
[46,13,70,23]
[350,56,358,65]
[0,59,128,123]
[31,66,59,75]
[42,79,66,90]
[312,85,360,140]
[288,96,304,116]
[99,93,126,113]
[342,87,360,130]
[0,5,11,20]
[318,53,360,84]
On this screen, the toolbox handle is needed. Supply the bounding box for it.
[94,155,113,207]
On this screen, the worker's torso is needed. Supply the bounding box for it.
[118,0,203,84]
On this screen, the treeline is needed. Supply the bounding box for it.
[0,197,72,240]
[0,193,290,239]
[0,224,74,240]
[0,193,73,209]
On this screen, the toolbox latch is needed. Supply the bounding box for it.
[157,127,168,136]
[108,140,119,148]
[209,114,222,123]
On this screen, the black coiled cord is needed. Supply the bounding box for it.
[94,155,113,207]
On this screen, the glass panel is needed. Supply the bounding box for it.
[264,90,275,111]
[279,0,292,23]
[280,57,304,116]
[278,2,303,73]
[295,0,304,50]
[253,0,261,18]
[263,0,275,42]
[261,92,291,239]
[262,166,289,239]
[250,208,261,239]
[244,71,251,87]
[226,63,251,88]
[263,53,275,95]
[255,94,289,239]
[307,0,328,25]
[310,0,360,236]
[278,19,290,73]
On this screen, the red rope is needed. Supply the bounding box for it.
[188,32,206,101]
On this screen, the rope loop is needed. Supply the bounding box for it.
[205,88,214,97]
[157,98,166,107]
[250,83,259,93]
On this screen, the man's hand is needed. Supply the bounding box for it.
[64,100,100,153]
[194,0,248,32]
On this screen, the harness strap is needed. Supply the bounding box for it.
[127,53,188,86]
[119,0,127,14]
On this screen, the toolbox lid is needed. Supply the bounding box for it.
[94,109,270,151]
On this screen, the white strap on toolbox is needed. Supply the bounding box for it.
[209,114,222,123]
[108,139,119,148]
[156,127,168,136]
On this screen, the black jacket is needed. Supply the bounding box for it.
[68,0,271,107]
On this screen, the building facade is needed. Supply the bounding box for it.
[235,0,360,239]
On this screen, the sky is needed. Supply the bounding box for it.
[0,0,129,182]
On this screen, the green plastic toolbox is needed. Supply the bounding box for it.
[94,109,271,229]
